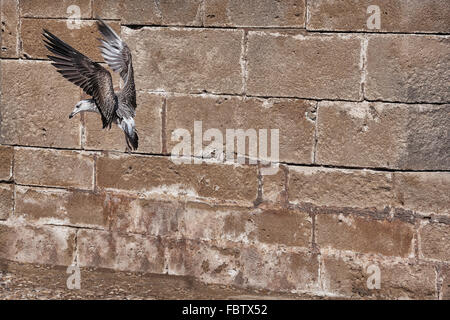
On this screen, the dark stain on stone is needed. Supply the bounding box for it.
[213,262,227,274]
[201,260,210,273]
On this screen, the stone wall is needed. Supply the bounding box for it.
[0,0,449,299]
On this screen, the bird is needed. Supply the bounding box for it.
[42,18,138,152]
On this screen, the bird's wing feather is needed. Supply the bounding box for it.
[43,29,117,128]
[96,18,132,82]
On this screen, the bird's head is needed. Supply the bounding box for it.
[69,100,95,119]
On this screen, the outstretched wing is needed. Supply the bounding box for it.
[96,18,132,83]
[43,29,117,128]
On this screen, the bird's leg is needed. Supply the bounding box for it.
[125,135,132,154]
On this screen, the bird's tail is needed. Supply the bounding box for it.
[125,128,139,151]
[120,118,138,151]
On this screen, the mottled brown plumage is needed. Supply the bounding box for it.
[43,18,138,151]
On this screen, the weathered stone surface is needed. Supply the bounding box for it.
[0,146,13,181]
[317,101,406,168]
[166,95,316,164]
[92,0,122,20]
[366,35,450,103]
[77,229,165,273]
[0,260,318,300]
[20,0,91,18]
[317,214,414,257]
[307,0,450,33]
[399,105,450,170]
[122,27,244,94]
[148,0,203,26]
[262,164,286,204]
[0,223,75,266]
[247,32,361,100]
[442,266,450,300]
[179,203,251,242]
[1,60,81,148]
[165,238,240,284]
[0,184,13,220]
[321,254,437,299]
[394,172,450,216]
[316,102,449,170]
[96,153,258,205]
[85,92,163,153]
[1,0,19,58]
[93,0,203,26]
[21,19,120,61]
[179,202,311,247]
[15,186,109,228]
[205,0,305,27]
[166,239,319,292]
[250,208,311,247]
[110,197,182,236]
[419,223,450,262]
[14,148,94,190]
[288,167,394,209]
[238,246,319,292]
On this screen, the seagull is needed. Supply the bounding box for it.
[42,19,138,152]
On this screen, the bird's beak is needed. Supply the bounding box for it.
[69,112,75,119]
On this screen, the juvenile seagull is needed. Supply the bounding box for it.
[43,19,138,151]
